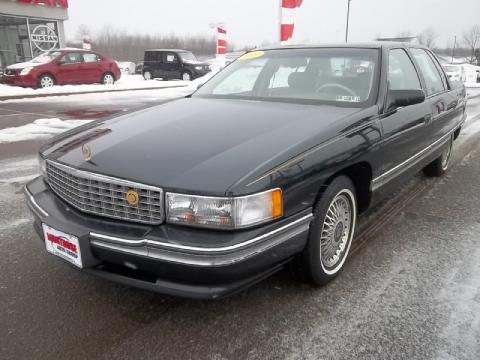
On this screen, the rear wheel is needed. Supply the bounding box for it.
[423,135,453,177]
[101,73,115,85]
[304,176,357,285]
[38,74,55,88]
[182,71,192,81]
[143,71,152,80]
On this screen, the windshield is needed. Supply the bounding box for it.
[194,48,379,106]
[443,65,459,72]
[31,51,62,64]
[179,52,197,62]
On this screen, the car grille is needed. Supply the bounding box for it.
[46,161,164,225]
[5,69,16,76]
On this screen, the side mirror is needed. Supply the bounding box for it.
[387,89,425,111]
[57,60,65,66]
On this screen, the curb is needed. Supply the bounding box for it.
[0,84,188,102]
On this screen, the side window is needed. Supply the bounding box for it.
[83,53,99,63]
[426,50,449,89]
[388,49,421,90]
[165,53,178,63]
[61,52,83,64]
[410,48,445,96]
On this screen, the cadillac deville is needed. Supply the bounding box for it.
[25,44,467,299]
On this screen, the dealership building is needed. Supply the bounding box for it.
[0,0,68,69]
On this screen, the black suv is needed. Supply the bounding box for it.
[142,49,211,81]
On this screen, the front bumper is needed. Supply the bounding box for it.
[25,176,312,299]
[3,73,37,87]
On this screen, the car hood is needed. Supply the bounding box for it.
[7,61,46,70]
[43,98,363,195]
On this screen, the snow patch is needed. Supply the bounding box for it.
[0,118,91,144]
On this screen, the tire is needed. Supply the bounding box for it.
[181,71,192,81]
[304,176,357,286]
[423,135,453,177]
[38,74,55,88]
[143,71,152,80]
[101,73,115,85]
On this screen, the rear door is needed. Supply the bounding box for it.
[379,48,431,179]
[409,48,461,145]
[79,52,102,83]
[163,52,182,79]
[56,52,83,84]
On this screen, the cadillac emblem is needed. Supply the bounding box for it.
[126,190,140,206]
[81,144,92,161]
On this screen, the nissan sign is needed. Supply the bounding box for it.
[31,25,59,51]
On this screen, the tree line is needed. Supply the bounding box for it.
[68,25,218,62]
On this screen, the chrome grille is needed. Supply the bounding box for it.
[46,161,164,225]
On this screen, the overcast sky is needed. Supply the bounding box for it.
[64,0,479,48]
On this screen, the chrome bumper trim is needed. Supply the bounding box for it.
[24,186,49,218]
[90,213,313,266]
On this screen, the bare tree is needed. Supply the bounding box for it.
[417,28,438,48]
[463,25,480,63]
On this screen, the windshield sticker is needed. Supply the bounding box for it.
[238,51,265,61]
[336,95,361,102]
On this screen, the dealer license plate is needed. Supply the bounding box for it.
[42,224,83,268]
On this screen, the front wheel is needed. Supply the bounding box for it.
[38,74,55,88]
[101,73,115,85]
[304,176,357,285]
[423,135,453,177]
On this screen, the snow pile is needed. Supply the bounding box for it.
[0,75,189,98]
[464,64,480,88]
[0,118,91,144]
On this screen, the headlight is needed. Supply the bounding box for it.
[38,154,46,177]
[195,66,203,70]
[20,67,33,76]
[166,189,283,229]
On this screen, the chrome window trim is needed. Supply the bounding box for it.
[90,213,313,254]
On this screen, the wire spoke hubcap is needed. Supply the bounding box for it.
[320,193,352,269]
[441,140,452,170]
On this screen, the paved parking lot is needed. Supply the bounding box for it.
[0,91,479,360]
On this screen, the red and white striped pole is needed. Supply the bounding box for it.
[217,26,227,57]
[280,0,303,45]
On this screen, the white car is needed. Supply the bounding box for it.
[116,61,136,75]
[442,64,466,83]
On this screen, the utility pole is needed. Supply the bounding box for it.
[345,0,352,43]
[451,35,457,63]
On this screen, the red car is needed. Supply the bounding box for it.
[3,48,121,88]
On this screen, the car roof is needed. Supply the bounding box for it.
[256,42,428,51]
[144,49,191,52]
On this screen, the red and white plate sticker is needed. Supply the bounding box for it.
[42,224,83,268]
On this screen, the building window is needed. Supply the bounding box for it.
[0,15,30,68]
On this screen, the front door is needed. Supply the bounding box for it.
[56,52,83,84]
[377,48,431,187]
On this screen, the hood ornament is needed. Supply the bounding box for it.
[81,144,92,161]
